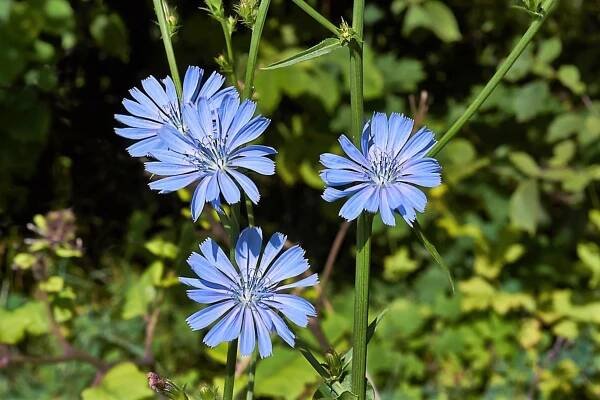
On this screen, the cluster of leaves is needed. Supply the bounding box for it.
[1,0,600,399]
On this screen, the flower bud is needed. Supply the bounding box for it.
[235,0,259,28]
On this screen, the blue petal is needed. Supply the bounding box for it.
[145,162,197,176]
[371,112,389,150]
[338,135,370,168]
[379,188,396,226]
[227,116,270,151]
[239,307,256,356]
[123,99,156,120]
[229,156,275,175]
[276,273,319,291]
[209,86,238,109]
[252,308,273,358]
[141,76,170,106]
[205,173,221,203]
[148,149,188,164]
[158,125,196,154]
[339,186,375,221]
[217,171,241,204]
[129,87,161,117]
[264,308,295,347]
[227,99,256,139]
[231,145,277,158]
[187,288,232,304]
[360,121,372,157]
[236,227,263,282]
[263,246,307,284]
[394,183,427,213]
[218,94,239,134]
[127,137,163,157]
[319,153,363,172]
[228,169,260,204]
[191,176,212,221]
[183,66,203,104]
[186,300,235,331]
[400,158,442,187]
[398,127,436,162]
[115,114,162,129]
[320,169,368,187]
[364,186,380,213]
[199,238,241,285]
[115,127,155,140]
[204,304,244,347]
[272,294,317,317]
[149,172,202,192]
[322,183,369,202]
[163,76,178,106]
[198,71,226,100]
[257,232,286,277]
[188,252,235,287]
[387,113,413,155]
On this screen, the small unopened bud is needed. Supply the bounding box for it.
[215,54,233,75]
[324,350,343,381]
[147,372,189,399]
[198,383,221,400]
[235,0,259,28]
[161,1,180,37]
[338,19,355,46]
[204,0,225,20]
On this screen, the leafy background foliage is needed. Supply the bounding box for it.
[1,0,600,398]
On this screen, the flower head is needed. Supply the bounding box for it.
[180,227,318,358]
[114,66,235,156]
[145,94,275,220]
[320,113,442,226]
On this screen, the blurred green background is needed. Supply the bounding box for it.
[1,0,600,398]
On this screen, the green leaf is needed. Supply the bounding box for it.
[0,302,49,344]
[262,38,343,70]
[413,222,455,293]
[90,13,130,62]
[145,238,178,259]
[122,261,164,319]
[537,37,562,64]
[547,113,583,143]
[509,152,541,177]
[340,309,388,370]
[509,179,542,235]
[403,1,462,43]
[557,64,586,94]
[13,253,37,269]
[81,362,153,400]
[255,349,319,399]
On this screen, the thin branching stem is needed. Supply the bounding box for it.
[429,0,559,157]
[152,0,182,97]
[348,0,371,398]
[290,0,338,36]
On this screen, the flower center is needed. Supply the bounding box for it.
[186,134,229,173]
[369,147,403,185]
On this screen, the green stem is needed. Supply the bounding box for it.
[290,0,338,36]
[428,0,559,157]
[219,18,239,85]
[351,214,372,399]
[224,338,238,400]
[348,0,368,397]
[242,0,272,99]
[152,0,182,97]
[222,202,241,400]
[245,352,258,400]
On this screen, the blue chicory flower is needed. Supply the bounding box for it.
[320,112,442,226]
[180,227,318,358]
[114,66,235,156]
[145,94,276,221]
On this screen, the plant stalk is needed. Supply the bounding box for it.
[152,0,182,97]
[242,0,272,99]
[290,0,338,36]
[245,352,258,400]
[348,0,369,397]
[429,0,559,157]
[219,18,239,86]
[223,202,241,400]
